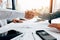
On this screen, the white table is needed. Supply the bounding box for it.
[0,19,60,40]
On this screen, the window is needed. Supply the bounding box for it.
[7,0,12,9]
[52,0,60,12]
[7,0,16,10]
[16,0,50,13]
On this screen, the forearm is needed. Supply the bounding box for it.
[0,10,24,21]
[38,13,51,20]
[38,11,60,20]
[50,11,60,20]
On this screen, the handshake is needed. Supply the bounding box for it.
[12,10,60,30]
[12,9,40,23]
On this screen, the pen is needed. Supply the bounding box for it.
[32,32,36,40]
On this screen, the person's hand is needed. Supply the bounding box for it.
[48,23,60,30]
[25,10,35,20]
[12,19,23,23]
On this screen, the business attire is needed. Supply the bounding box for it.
[38,10,60,23]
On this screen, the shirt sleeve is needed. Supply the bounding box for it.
[38,13,51,20]
[38,11,60,20]
[0,10,25,20]
[7,10,25,20]
[0,10,12,20]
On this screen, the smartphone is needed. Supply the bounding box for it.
[0,30,23,40]
[36,30,57,40]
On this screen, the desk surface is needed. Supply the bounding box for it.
[0,19,60,40]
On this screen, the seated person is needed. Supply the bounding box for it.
[48,23,60,30]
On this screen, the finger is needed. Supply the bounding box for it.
[19,20,23,23]
[48,23,57,28]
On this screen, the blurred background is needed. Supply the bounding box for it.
[0,0,60,13]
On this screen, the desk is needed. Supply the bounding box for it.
[0,19,60,40]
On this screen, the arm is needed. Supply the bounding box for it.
[0,10,24,23]
[6,11,24,23]
[0,9,24,19]
[38,11,60,23]
[48,23,60,30]
[8,11,25,20]
[38,11,60,20]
